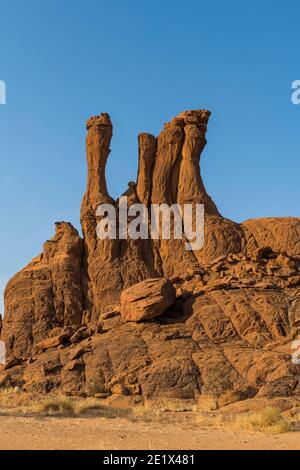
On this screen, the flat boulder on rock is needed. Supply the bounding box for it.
[35,334,69,353]
[120,278,176,322]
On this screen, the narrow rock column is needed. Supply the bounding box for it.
[151,117,184,205]
[177,110,220,215]
[80,113,114,233]
[80,113,116,318]
[148,114,200,277]
[136,133,156,206]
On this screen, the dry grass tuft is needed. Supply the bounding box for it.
[0,388,131,418]
[193,404,299,434]
[195,412,225,427]
[0,387,31,410]
[76,399,130,418]
[38,396,75,415]
[233,406,291,433]
[37,396,131,418]
[75,399,105,415]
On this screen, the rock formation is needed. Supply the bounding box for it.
[0,110,300,406]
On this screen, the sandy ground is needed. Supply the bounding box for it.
[0,413,300,450]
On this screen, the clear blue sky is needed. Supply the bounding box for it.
[0,0,299,311]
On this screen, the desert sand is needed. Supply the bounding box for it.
[0,413,300,450]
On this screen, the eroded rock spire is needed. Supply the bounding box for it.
[136,133,156,206]
[80,113,114,230]
[176,110,220,215]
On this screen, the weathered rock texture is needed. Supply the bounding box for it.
[1,110,300,406]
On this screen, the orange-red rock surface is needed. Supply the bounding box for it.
[0,110,299,405]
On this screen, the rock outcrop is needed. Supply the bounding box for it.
[1,110,300,407]
[1,222,83,361]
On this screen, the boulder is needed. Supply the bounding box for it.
[120,278,176,322]
[35,334,69,353]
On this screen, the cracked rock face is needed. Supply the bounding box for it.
[1,110,300,406]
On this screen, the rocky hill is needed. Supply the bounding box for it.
[0,110,300,406]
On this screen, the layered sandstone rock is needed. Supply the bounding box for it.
[0,110,299,407]
[1,222,83,361]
